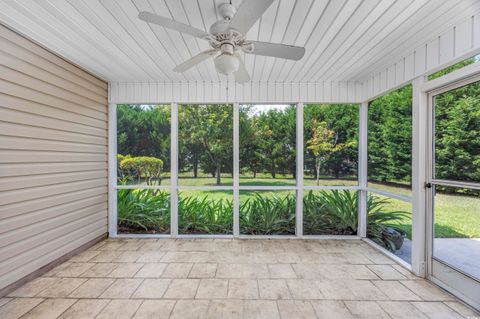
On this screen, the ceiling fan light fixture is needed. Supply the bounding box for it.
[214,53,240,75]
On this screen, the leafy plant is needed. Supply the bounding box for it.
[117,188,408,250]
[303,190,358,235]
[303,190,407,251]
[178,195,233,234]
[117,189,170,233]
[240,193,296,235]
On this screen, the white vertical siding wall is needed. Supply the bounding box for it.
[362,13,480,101]
[108,81,363,104]
[0,24,108,291]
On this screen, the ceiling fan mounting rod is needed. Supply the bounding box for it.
[218,3,236,20]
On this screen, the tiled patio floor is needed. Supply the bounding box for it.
[1,238,478,318]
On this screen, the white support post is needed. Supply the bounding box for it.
[358,102,368,237]
[411,76,427,277]
[233,103,240,237]
[296,102,304,237]
[108,103,117,237]
[171,103,179,237]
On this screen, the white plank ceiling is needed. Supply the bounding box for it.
[0,0,479,84]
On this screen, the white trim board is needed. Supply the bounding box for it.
[108,81,363,104]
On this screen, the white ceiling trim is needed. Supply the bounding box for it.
[108,81,363,104]
[362,12,480,101]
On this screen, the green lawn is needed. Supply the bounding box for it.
[367,185,480,239]
[120,175,480,238]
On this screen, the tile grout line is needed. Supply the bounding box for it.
[130,298,143,319]
[128,278,145,299]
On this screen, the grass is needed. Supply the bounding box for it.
[118,176,480,239]
[368,190,480,239]
[121,172,358,187]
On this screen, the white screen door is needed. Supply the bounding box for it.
[426,74,480,310]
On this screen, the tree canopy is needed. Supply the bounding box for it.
[116,73,479,190]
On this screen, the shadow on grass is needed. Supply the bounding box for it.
[239,189,295,197]
[434,224,471,238]
[239,180,296,187]
[381,223,469,240]
[179,189,234,196]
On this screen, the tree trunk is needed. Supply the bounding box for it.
[253,170,257,178]
[193,158,198,178]
[216,164,221,185]
[316,158,321,186]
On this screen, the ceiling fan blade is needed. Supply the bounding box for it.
[249,41,305,61]
[229,0,274,35]
[139,11,210,39]
[173,50,217,73]
[234,55,250,83]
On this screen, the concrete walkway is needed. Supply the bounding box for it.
[434,238,480,280]
[396,238,480,280]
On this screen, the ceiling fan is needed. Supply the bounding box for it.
[138,0,305,82]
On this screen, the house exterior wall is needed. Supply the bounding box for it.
[0,24,108,292]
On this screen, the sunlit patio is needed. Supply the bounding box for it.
[1,0,480,317]
[3,238,478,319]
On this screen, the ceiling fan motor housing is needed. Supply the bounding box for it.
[209,20,229,35]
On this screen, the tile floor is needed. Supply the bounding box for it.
[1,238,479,319]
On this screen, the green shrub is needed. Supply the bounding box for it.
[178,195,233,234]
[117,189,170,233]
[240,193,296,235]
[118,155,164,185]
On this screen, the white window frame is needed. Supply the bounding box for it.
[109,101,362,239]
[359,83,416,272]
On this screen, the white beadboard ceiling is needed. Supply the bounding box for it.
[0,0,479,84]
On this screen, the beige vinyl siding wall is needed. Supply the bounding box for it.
[0,24,108,291]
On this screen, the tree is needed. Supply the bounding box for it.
[179,104,233,185]
[252,106,296,179]
[117,104,171,171]
[307,120,354,185]
[435,81,480,183]
[368,85,412,185]
[239,106,263,178]
[304,104,359,181]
